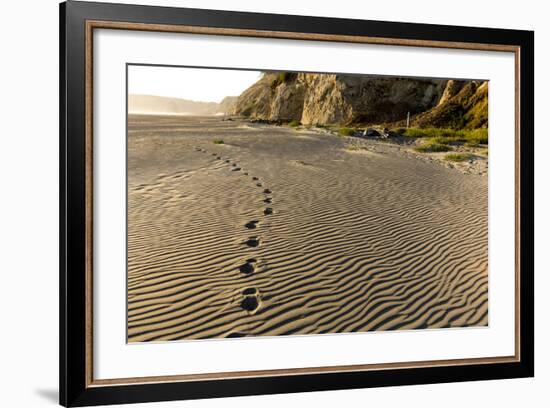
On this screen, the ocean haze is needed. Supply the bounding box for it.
[128,94,237,116]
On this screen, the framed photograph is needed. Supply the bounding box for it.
[60,1,534,406]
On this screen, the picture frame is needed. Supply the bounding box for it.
[59,1,534,406]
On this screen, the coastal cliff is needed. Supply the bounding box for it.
[232,72,488,129]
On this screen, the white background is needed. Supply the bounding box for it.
[95,30,516,379]
[0,0,546,407]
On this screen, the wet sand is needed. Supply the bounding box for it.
[127,114,488,342]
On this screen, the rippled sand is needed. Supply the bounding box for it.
[127,114,488,342]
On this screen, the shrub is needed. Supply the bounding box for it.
[213,139,224,144]
[278,72,291,83]
[427,136,460,145]
[400,128,456,138]
[339,127,356,136]
[288,120,301,127]
[465,128,488,145]
[444,153,471,162]
[402,128,437,138]
[393,128,407,135]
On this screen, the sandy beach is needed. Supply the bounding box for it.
[127,114,488,342]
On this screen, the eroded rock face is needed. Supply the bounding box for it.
[232,72,448,125]
[233,73,287,119]
[437,80,469,107]
[300,74,353,125]
[270,79,306,121]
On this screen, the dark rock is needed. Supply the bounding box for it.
[366,128,380,137]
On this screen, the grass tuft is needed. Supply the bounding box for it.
[288,120,301,128]
[213,139,224,144]
[393,127,488,145]
[444,153,471,162]
[414,143,451,153]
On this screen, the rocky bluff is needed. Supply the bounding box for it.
[232,72,487,129]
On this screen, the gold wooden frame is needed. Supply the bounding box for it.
[84,20,521,388]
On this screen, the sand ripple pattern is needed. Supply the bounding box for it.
[127,115,488,342]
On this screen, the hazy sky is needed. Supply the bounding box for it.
[128,65,262,103]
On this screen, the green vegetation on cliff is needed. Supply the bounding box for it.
[409,81,488,130]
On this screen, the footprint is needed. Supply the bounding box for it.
[225,160,231,163]
[244,237,260,247]
[239,258,257,274]
[232,163,237,167]
[243,172,249,176]
[212,153,217,156]
[263,197,272,204]
[245,220,259,229]
[227,332,247,338]
[252,177,259,181]
[217,156,221,160]
[241,286,261,313]
[241,296,259,312]
[263,189,272,194]
[264,208,273,215]
[256,183,262,187]
[232,167,241,171]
